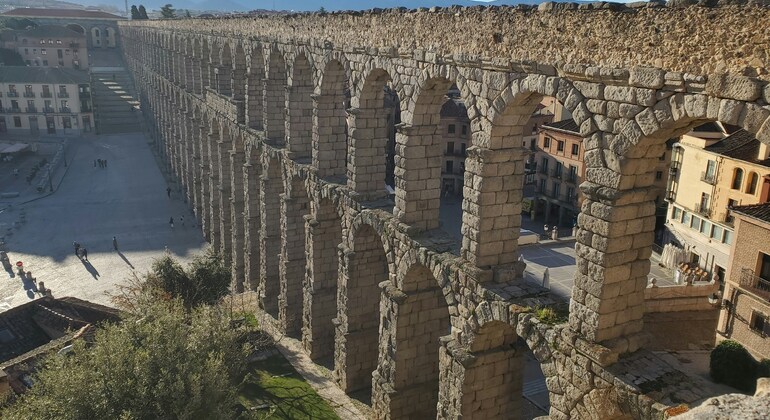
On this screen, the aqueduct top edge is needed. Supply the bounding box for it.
[121,5,770,81]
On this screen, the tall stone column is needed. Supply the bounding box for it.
[191,58,202,94]
[243,160,261,291]
[570,185,656,348]
[208,133,221,249]
[231,65,245,101]
[461,146,528,276]
[184,55,194,92]
[215,66,232,96]
[393,124,442,230]
[193,123,207,228]
[263,77,285,144]
[246,67,263,130]
[259,168,282,315]
[312,94,347,179]
[286,85,312,160]
[278,183,308,336]
[217,139,233,263]
[230,149,246,291]
[346,107,389,201]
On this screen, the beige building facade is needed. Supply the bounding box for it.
[1,25,89,69]
[0,67,93,136]
[717,203,770,360]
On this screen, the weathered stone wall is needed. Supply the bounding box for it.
[119,5,770,417]
[126,4,770,79]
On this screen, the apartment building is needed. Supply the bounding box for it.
[665,123,770,280]
[440,97,470,196]
[0,67,93,136]
[717,203,770,360]
[1,25,89,69]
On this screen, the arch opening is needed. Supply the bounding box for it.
[278,175,309,337]
[287,53,313,160]
[314,59,350,180]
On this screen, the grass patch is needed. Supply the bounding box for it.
[238,354,339,419]
[533,303,569,325]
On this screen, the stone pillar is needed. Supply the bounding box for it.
[243,160,260,291]
[278,183,308,336]
[231,65,245,101]
[217,140,233,262]
[286,85,312,160]
[461,146,527,274]
[312,94,347,179]
[263,77,285,144]
[184,55,194,92]
[570,186,656,347]
[208,133,222,249]
[230,149,246,291]
[302,205,342,361]
[393,124,442,230]
[193,123,207,228]
[191,58,202,95]
[259,169,282,315]
[346,107,389,201]
[246,68,263,130]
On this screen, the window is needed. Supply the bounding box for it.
[461,125,467,136]
[699,219,711,236]
[571,143,579,155]
[56,39,62,44]
[63,116,71,128]
[24,48,28,55]
[445,160,453,174]
[41,48,46,55]
[569,165,577,181]
[460,143,466,156]
[57,49,63,58]
[8,85,16,94]
[61,100,68,111]
[557,140,564,152]
[567,186,575,201]
[553,182,561,198]
[539,178,547,194]
[48,39,53,44]
[59,85,67,95]
[65,49,70,55]
[13,116,21,127]
[750,311,770,336]
[700,192,710,212]
[555,161,563,178]
[732,168,744,190]
[543,136,551,148]
[726,199,738,224]
[655,171,663,180]
[24,85,32,94]
[11,100,19,110]
[711,224,723,241]
[446,142,454,155]
[691,216,701,231]
[672,207,682,222]
[42,85,50,96]
[760,253,770,281]
[747,172,759,195]
[683,211,691,226]
[448,124,455,134]
[39,39,44,44]
[723,229,733,245]
[541,157,549,173]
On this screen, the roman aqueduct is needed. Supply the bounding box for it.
[119,4,770,419]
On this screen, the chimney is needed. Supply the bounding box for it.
[759,142,770,161]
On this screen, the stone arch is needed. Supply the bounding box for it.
[287,52,314,160]
[246,44,264,129]
[746,171,760,194]
[264,47,287,143]
[573,90,770,345]
[348,66,398,200]
[733,167,745,190]
[303,196,343,363]
[259,154,283,316]
[201,38,212,90]
[335,220,391,394]
[279,171,310,336]
[66,23,85,35]
[375,262,451,419]
[216,41,233,96]
[314,58,350,179]
[231,42,247,102]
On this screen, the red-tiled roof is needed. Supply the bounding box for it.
[731,203,770,225]
[2,8,124,20]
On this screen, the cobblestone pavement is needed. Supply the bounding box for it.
[0,133,206,312]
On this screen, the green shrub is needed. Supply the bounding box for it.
[710,340,758,393]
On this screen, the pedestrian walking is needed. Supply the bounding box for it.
[167,187,171,198]
[180,215,184,227]
[82,248,88,261]
[112,236,118,251]
[98,159,103,168]
[169,217,175,229]
[104,159,108,168]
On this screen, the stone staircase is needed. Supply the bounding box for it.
[90,70,141,135]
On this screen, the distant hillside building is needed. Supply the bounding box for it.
[0,25,88,69]
[0,67,94,136]
[1,8,124,49]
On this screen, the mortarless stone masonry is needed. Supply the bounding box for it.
[120,3,770,419]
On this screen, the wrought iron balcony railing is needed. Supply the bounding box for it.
[739,268,770,300]
[700,171,716,185]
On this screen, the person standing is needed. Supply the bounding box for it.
[169,217,175,229]
[180,215,184,227]
[82,248,88,261]
[73,241,80,256]
[112,236,118,251]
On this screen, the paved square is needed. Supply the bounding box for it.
[0,133,206,312]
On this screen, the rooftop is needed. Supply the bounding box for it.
[440,97,467,119]
[2,8,124,20]
[731,203,770,226]
[704,129,770,168]
[18,24,86,39]
[541,118,580,136]
[0,66,89,84]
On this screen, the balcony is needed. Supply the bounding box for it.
[25,106,37,113]
[60,106,71,113]
[23,91,35,98]
[41,92,53,98]
[43,106,55,113]
[694,202,710,216]
[58,92,69,98]
[700,171,717,185]
[7,92,18,98]
[739,268,770,301]
[669,161,680,176]
[552,169,563,180]
[665,190,676,202]
[9,107,21,113]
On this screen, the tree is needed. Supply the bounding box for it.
[160,3,176,19]
[0,299,249,419]
[138,5,149,19]
[142,248,231,308]
[185,9,192,18]
[710,340,758,393]
[130,5,141,19]
[318,6,327,15]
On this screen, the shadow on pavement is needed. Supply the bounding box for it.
[118,251,134,269]
[80,258,100,279]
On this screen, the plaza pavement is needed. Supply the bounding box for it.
[0,132,206,312]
